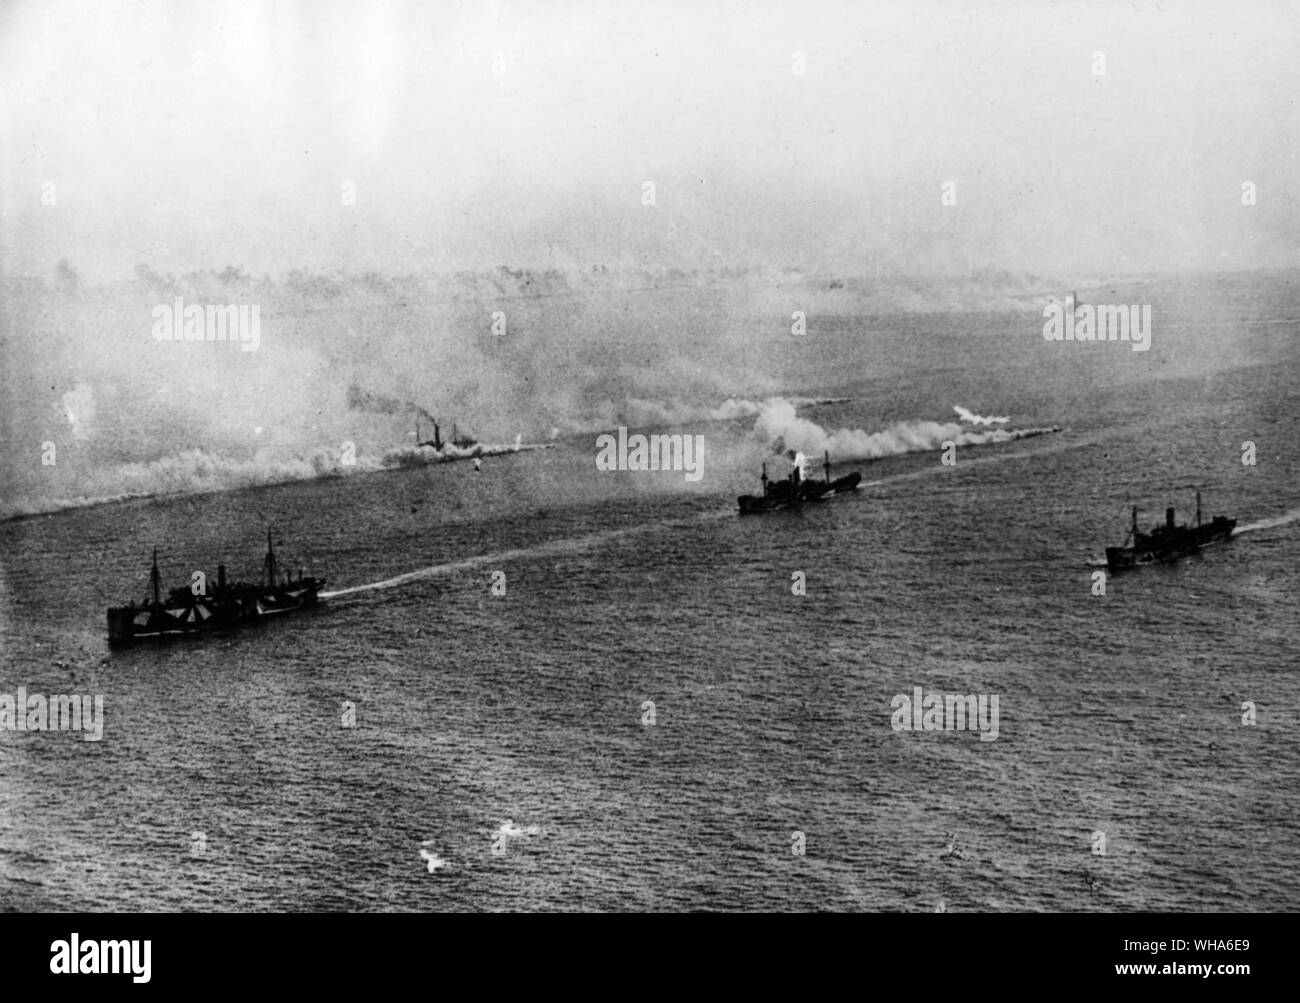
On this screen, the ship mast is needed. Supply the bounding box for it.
[150,548,161,604]
[264,529,277,587]
[1196,491,1202,528]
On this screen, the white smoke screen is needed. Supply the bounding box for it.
[1,0,1296,513]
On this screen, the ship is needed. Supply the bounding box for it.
[738,451,862,514]
[1105,491,1236,572]
[416,418,481,455]
[106,530,324,645]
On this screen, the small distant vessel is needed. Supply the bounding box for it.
[416,418,480,455]
[450,422,478,450]
[416,418,444,450]
[1105,491,1235,571]
[106,531,324,645]
[738,451,862,514]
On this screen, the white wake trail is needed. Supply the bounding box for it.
[320,509,733,599]
[1233,507,1300,536]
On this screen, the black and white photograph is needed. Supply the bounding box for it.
[0,0,1295,960]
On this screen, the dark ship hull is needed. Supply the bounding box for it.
[738,491,802,514]
[738,453,861,515]
[107,532,324,646]
[804,471,863,501]
[1106,541,1196,570]
[1105,493,1235,572]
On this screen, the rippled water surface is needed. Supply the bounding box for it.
[3,284,1298,911]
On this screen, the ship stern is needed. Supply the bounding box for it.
[106,607,137,645]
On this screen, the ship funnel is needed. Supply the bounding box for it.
[1196,491,1202,528]
[150,548,161,604]
[218,564,226,590]
[1166,507,1176,530]
[824,450,832,485]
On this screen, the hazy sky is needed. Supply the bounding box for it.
[3,0,1298,280]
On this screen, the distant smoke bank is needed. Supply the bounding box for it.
[347,383,435,424]
[0,438,564,519]
[591,395,852,431]
[953,405,1010,426]
[755,400,1059,461]
[712,395,852,421]
[0,447,384,520]
[381,441,553,469]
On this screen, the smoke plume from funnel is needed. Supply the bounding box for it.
[346,383,436,424]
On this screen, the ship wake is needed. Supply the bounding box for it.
[320,511,733,599]
[1232,506,1300,536]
